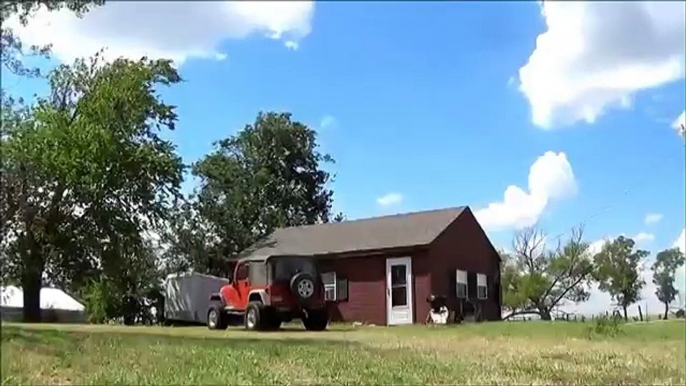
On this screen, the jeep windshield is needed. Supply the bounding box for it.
[271,257,317,283]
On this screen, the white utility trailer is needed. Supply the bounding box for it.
[163,272,231,325]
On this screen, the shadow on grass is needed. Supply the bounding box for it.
[2,327,72,346]
[1,324,361,349]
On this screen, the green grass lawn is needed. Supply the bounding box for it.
[2,320,684,385]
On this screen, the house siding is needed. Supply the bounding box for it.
[427,208,502,321]
[319,256,385,325]
[315,207,501,325]
[319,249,431,326]
[412,250,432,325]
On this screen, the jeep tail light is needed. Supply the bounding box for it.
[269,283,289,304]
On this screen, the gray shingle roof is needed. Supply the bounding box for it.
[239,206,467,260]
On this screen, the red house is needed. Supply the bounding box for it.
[238,206,502,326]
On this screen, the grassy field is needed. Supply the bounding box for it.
[1,320,684,385]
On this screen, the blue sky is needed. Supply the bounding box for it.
[4,1,685,314]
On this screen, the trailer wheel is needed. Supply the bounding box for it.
[207,306,227,330]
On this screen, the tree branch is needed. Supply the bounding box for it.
[503,309,541,320]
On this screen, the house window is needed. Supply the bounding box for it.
[321,272,348,302]
[322,272,337,301]
[456,269,468,298]
[477,273,487,300]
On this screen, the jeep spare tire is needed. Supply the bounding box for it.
[290,272,316,301]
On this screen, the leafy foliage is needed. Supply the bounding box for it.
[651,248,685,319]
[500,253,528,313]
[163,112,341,277]
[502,227,594,320]
[592,236,648,321]
[1,53,184,322]
[585,314,624,339]
[0,0,350,324]
[80,239,164,325]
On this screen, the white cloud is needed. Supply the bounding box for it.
[284,40,299,51]
[672,111,685,136]
[319,115,336,129]
[589,232,654,250]
[475,151,577,231]
[5,1,314,66]
[519,2,685,128]
[644,213,663,225]
[588,236,612,256]
[633,232,655,244]
[376,193,403,207]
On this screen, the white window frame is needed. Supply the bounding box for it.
[321,271,337,301]
[477,273,487,300]
[456,269,468,299]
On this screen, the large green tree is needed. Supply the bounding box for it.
[593,236,648,321]
[1,53,184,322]
[164,112,341,277]
[652,247,685,319]
[502,227,594,320]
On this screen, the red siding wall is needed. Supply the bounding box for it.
[319,256,385,325]
[427,208,502,321]
[412,251,432,325]
[316,207,501,325]
[319,250,431,326]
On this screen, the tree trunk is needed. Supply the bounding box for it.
[622,305,628,322]
[21,268,42,323]
[664,302,669,320]
[539,308,552,321]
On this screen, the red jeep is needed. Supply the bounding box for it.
[207,256,329,331]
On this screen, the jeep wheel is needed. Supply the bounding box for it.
[207,306,227,330]
[302,308,328,331]
[245,302,266,331]
[263,307,282,331]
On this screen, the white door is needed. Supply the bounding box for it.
[386,257,413,325]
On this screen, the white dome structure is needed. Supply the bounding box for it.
[0,285,87,323]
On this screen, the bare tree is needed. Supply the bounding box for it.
[503,226,594,320]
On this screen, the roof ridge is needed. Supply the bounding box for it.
[277,205,468,232]
[236,205,470,261]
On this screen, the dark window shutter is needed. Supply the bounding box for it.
[467,272,477,299]
[336,276,348,301]
[448,270,456,297]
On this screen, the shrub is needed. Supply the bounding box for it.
[81,280,116,324]
[586,315,623,339]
